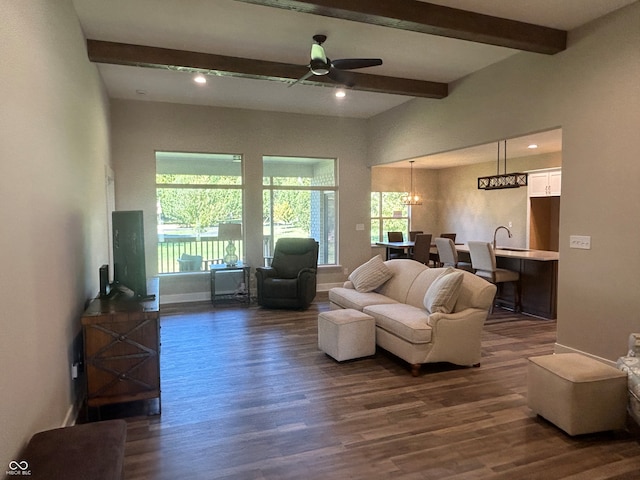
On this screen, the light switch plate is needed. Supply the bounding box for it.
[570,235,591,249]
[356,224,364,231]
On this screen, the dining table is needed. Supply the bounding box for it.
[375,241,415,259]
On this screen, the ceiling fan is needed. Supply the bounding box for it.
[290,34,383,87]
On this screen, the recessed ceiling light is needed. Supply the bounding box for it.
[527,144,538,149]
[135,89,147,96]
[335,89,346,98]
[194,74,207,84]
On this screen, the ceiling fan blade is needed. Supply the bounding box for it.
[327,68,355,87]
[331,58,383,70]
[288,70,314,88]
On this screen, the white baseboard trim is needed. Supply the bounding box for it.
[161,283,342,304]
[318,282,343,292]
[161,292,211,304]
[554,343,617,368]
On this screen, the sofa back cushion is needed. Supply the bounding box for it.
[405,267,496,312]
[376,259,428,302]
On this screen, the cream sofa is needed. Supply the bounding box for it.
[328,259,497,376]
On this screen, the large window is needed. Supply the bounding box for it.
[156,152,243,273]
[263,156,336,265]
[371,192,409,243]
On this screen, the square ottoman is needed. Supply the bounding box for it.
[527,353,628,435]
[318,309,375,361]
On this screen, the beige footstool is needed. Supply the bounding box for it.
[527,353,628,435]
[318,309,375,361]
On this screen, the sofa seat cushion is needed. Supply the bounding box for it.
[364,304,432,344]
[329,287,399,311]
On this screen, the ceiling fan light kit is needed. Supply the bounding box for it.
[290,34,383,88]
[478,140,528,190]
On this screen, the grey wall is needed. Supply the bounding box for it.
[367,3,640,362]
[371,152,562,247]
[1,0,111,468]
[436,152,562,246]
[110,100,371,300]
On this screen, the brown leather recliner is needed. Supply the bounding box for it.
[255,238,319,309]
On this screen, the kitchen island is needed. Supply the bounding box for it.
[456,245,559,319]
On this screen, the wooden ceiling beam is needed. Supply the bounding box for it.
[86,40,448,99]
[234,0,567,54]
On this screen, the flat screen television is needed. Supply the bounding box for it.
[112,210,149,299]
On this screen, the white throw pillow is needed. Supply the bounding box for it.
[349,255,393,293]
[423,267,464,314]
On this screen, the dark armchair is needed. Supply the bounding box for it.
[255,238,319,309]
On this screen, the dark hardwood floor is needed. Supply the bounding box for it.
[119,295,640,479]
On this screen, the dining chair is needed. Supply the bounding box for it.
[440,233,457,242]
[408,231,423,257]
[467,241,521,313]
[435,237,473,271]
[411,233,432,265]
[387,231,407,259]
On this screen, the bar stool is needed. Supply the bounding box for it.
[468,241,521,312]
[435,237,473,271]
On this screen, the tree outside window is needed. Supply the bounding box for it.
[155,152,243,273]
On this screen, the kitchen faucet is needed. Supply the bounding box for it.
[493,225,512,250]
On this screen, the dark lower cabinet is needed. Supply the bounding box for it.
[495,257,558,319]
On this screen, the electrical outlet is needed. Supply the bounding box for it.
[570,235,591,249]
[356,224,364,231]
[508,221,512,228]
[343,267,348,275]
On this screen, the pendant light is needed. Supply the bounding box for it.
[402,160,422,205]
[477,140,528,190]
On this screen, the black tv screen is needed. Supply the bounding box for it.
[112,210,148,298]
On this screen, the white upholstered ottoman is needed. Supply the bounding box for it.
[527,353,628,435]
[318,309,375,361]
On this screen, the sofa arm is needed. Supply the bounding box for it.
[425,308,489,366]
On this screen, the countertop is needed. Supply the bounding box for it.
[456,245,559,261]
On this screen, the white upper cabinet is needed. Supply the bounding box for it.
[528,169,561,197]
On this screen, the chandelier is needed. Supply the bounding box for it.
[402,160,422,205]
[478,140,528,190]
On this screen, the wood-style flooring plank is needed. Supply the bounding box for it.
[112,297,640,479]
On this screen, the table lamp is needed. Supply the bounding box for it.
[218,223,242,266]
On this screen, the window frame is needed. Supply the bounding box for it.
[370,191,410,244]
[155,151,244,274]
[262,155,337,266]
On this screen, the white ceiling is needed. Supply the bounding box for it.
[72,0,634,166]
[401,128,563,169]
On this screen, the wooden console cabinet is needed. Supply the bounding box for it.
[81,278,160,415]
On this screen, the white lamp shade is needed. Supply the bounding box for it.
[217,223,242,241]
